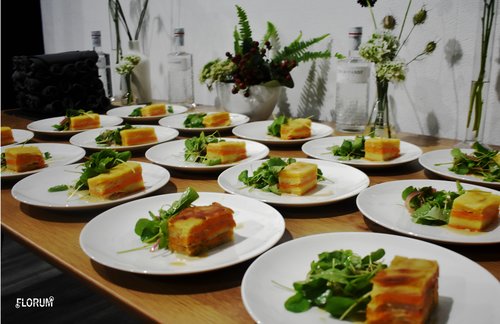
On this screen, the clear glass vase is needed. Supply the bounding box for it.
[364,79,394,138]
[121,73,136,105]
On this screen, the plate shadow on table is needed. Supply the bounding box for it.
[277,196,360,219]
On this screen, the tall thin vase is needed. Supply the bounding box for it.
[463,0,497,146]
[124,40,152,104]
[364,79,394,138]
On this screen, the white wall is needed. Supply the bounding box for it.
[40,0,500,145]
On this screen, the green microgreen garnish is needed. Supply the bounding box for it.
[267,115,288,137]
[183,113,207,128]
[95,124,134,146]
[184,132,223,166]
[283,249,387,320]
[330,136,366,160]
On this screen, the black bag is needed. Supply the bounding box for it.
[12,50,111,116]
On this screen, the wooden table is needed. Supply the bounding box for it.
[2,108,499,323]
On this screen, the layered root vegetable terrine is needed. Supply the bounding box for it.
[278,161,317,195]
[364,137,400,161]
[141,103,167,116]
[4,146,46,172]
[202,112,231,127]
[69,113,100,130]
[1,126,15,145]
[366,256,439,324]
[120,127,157,146]
[87,161,145,199]
[206,141,247,164]
[168,202,236,256]
[448,190,499,231]
[280,118,311,140]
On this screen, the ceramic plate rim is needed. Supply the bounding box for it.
[356,179,500,244]
[79,192,285,275]
[158,112,250,133]
[106,104,188,122]
[232,120,333,145]
[1,143,86,180]
[68,124,179,151]
[26,115,124,136]
[241,232,500,324]
[218,158,369,206]
[419,149,500,188]
[302,136,423,168]
[10,161,170,210]
[145,138,270,172]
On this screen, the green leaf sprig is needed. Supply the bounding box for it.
[95,124,134,146]
[121,187,200,253]
[284,249,386,320]
[401,181,465,225]
[238,157,325,195]
[128,107,143,117]
[183,113,207,128]
[267,115,288,137]
[444,142,500,182]
[184,132,224,166]
[52,109,94,131]
[330,136,366,160]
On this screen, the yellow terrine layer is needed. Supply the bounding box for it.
[280,118,312,140]
[1,126,15,145]
[87,161,144,199]
[141,103,166,116]
[364,137,400,161]
[168,202,236,256]
[202,112,230,127]
[278,162,317,195]
[448,190,499,231]
[367,256,439,324]
[120,127,158,146]
[5,146,46,172]
[206,141,247,164]
[69,113,100,130]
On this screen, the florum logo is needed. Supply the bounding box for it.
[15,296,54,308]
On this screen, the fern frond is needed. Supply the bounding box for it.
[273,34,331,63]
[233,27,241,54]
[235,5,253,51]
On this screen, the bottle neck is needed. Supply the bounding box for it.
[91,33,102,52]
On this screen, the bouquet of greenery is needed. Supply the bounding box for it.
[199,5,334,97]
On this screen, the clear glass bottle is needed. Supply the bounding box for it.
[334,27,371,132]
[91,31,113,100]
[167,28,194,107]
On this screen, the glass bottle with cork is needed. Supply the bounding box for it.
[91,31,113,100]
[167,28,194,107]
[334,27,371,132]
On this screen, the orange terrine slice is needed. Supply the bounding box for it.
[120,127,157,146]
[366,256,439,324]
[364,137,400,161]
[168,202,236,256]
[141,103,167,116]
[87,161,145,199]
[206,141,247,164]
[448,190,499,231]
[202,112,230,127]
[69,113,100,130]
[280,118,311,140]
[1,126,15,145]
[278,162,317,195]
[5,146,46,172]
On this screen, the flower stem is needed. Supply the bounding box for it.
[398,0,413,42]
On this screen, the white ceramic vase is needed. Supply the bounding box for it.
[215,83,281,121]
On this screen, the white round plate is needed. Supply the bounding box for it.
[232,120,333,145]
[218,158,369,206]
[1,143,86,180]
[11,161,170,210]
[302,136,423,168]
[80,192,285,275]
[419,149,500,188]
[357,179,500,244]
[145,138,269,172]
[241,232,500,324]
[69,125,179,151]
[106,104,188,122]
[1,129,34,147]
[26,115,123,136]
[158,112,250,133]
